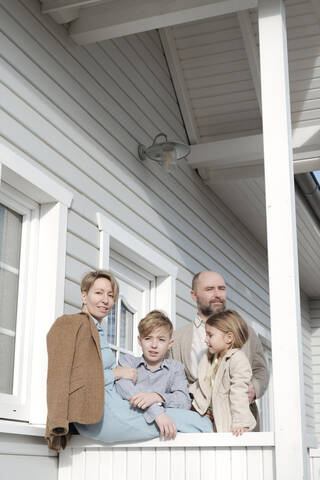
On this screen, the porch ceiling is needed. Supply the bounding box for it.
[41,0,320,298]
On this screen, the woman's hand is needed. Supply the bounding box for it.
[113,366,138,383]
[231,426,249,436]
[129,392,164,409]
[155,413,177,439]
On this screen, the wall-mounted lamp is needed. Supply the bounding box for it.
[138,133,190,170]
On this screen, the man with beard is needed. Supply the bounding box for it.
[169,271,269,425]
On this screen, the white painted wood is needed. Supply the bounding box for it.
[141,448,156,480]
[215,448,231,480]
[258,1,308,479]
[160,27,200,144]
[69,0,258,44]
[0,141,72,207]
[237,10,261,110]
[71,448,85,480]
[1,454,58,480]
[29,202,69,425]
[185,447,200,480]
[170,447,185,480]
[70,432,275,449]
[231,447,246,480]
[58,449,72,480]
[189,128,320,173]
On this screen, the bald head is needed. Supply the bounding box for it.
[191,271,227,319]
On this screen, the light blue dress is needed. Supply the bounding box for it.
[75,320,212,443]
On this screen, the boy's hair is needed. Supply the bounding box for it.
[206,309,249,349]
[81,270,119,302]
[138,310,173,338]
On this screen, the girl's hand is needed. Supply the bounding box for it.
[231,427,249,436]
[113,366,138,383]
[130,392,163,409]
[155,413,177,439]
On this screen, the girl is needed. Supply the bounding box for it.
[189,309,256,435]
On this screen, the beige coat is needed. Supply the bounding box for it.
[46,312,104,451]
[189,349,256,432]
[169,323,269,398]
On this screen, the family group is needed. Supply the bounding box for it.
[45,270,269,451]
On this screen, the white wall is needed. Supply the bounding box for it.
[311,299,320,442]
[0,0,270,336]
[0,0,316,453]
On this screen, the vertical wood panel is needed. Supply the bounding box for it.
[231,447,247,480]
[113,449,127,480]
[262,447,275,480]
[99,448,113,479]
[127,448,141,480]
[84,450,99,480]
[185,447,200,480]
[70,448,85,480]
[200,447,215,479]
[58,449,72,480]
[141,448,156,480]
[155,448,170,480]
[170,447,185,480]
[247,447,263,480]
[215,448,231,480]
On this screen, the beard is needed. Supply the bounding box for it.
[198,300,225,317]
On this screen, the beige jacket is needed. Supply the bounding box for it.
[169,322,269,398]
[46,312,104,451]
[189,349,256,432]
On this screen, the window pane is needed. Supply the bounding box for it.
[107,305,117,345]
[0,204,22,268]
[119,301,133,350]
[0,204,22,395]
[0,269,20,331]
[0,333,15,394]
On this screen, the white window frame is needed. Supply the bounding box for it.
[0,141,73,426]
[96,212,178,327]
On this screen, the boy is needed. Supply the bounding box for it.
[115,310,211,439]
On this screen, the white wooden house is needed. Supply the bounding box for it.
[0,0,320,479]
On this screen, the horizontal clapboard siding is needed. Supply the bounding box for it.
[311,299,320,442]
[0,0,270,335]
[301,294,316,434]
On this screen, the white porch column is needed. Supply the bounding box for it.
[258,1,308,479]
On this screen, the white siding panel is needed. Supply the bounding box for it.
[59,444,275,480]
[0,0,269,353]
[311,299,320,443]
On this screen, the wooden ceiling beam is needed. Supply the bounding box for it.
[237,10,261,111]
[68,0,258,44]
[188,126,320,174]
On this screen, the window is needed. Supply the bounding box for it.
[0,203,23,395]
[0,141,72,425]
[97,212,178,355]
[106,297,135,360]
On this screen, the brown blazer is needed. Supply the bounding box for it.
[46,312,104,451]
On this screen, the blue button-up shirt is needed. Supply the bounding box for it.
[115,353,191,423]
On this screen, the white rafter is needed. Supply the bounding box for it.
[188,127,320,176]
[68,0,258,44]
[237,9,261,111]
[160,28,200,145]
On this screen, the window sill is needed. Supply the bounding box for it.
[0,419,45,437]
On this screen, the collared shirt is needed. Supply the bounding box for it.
[115,353,191,423]
[189,315,208,379]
